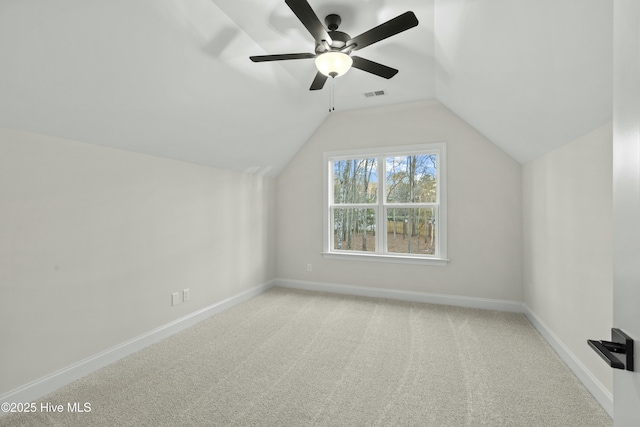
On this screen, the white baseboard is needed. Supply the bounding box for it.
[523,305,613,418]
[275,278,525,313]
[0,280,276,409]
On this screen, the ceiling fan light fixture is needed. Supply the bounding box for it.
[315,52,353,77]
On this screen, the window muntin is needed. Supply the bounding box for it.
[325,144,447,262]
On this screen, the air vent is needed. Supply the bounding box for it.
[364,90,386,98]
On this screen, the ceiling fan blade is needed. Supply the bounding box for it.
[348,11,418,51]
[250,53,316,62]
[285,0,332,44]
[351,56,398,79]
[310,71,328,90]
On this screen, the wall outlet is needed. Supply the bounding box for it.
[307,264,312,272]
[183,289,190,301]
[171,292,180,306]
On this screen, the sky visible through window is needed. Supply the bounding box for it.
[333,154,437,205]
[332,154,438,255]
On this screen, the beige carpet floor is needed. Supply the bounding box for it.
[1,287,612,426]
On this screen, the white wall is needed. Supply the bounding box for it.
[0,127,276,395]
[276,100,522,301]
[522,123,613,395]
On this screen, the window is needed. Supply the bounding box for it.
[323,143,448,266]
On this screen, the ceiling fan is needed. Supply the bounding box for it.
[250,0,419,91]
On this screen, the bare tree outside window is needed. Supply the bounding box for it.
[332,158,377,251]
[385,154,437,255]
[327,146,445,261]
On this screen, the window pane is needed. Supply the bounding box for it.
[387,208,436,255]
[385,155,437,203]
[333,158,377,204]
[333,208,376,252]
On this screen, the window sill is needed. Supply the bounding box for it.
[321,252,449,266]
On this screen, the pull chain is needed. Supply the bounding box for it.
[328,74,336,112]
[328,77,331,112]
[331,77,334,112]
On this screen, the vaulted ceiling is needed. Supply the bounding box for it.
[0,0,612,176]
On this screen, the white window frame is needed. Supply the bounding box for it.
[322,143,448,266]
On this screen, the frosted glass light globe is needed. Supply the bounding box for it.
[315,52,353,77]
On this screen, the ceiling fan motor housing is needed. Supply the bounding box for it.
[314,14,351,53]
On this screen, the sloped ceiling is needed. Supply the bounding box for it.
[0,0,612,176]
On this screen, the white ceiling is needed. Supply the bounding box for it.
[0,0,612,176]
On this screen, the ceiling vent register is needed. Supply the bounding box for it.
[364,90,386,97]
